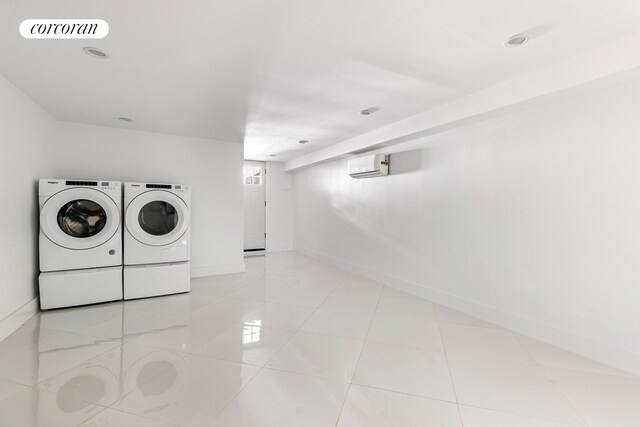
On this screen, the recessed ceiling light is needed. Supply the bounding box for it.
[298,140,309,144]
[360,106,380,116]
[269,154,277,157]
[118,117,133,122]
[83,46,109,59]
[504,33,529,48]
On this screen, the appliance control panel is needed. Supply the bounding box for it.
[173,185,189,193]
[98,181,119,190]
[54,180,120,190]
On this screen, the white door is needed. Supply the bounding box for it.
[244,161,266,251]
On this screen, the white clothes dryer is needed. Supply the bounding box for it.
[124,183,190,265]
[123,182,190,299]
[38,179,123,309]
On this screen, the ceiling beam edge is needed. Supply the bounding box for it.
[284,33,640,172]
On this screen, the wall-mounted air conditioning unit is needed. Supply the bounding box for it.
[348,154,390,179]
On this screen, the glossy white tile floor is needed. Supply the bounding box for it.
[0,252,638,426]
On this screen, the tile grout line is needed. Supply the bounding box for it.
[133,263,434,424]
[31,334,126,390]
[333,281,384,426]
[100,268,277,426]
[206,260,325,425]
[72,402,119,426]
[107,332,256,424]
[457,402,590,426]
[512,332,592,427]
[434,305,466,426]
[249,266,356,427]
[4,258,274,425]
[66,346,190,425]
[256,266,348,369]
[535,363,639,379]
[13,256,457,426]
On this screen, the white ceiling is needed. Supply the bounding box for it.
[1,0,640,161]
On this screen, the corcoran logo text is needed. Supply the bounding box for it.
[20,19,109,39]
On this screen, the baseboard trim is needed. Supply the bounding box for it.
[0,297,39,343]
[295,246,640,376]
[190,262,245,278]
[266,246,294,253]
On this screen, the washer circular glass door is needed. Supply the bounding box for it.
[58,199,107,238]
[126,191,189,246]
[40,188,120,250]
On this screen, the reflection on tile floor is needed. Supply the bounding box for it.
[0,251,637,426]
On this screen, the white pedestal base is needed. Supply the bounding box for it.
[39,266,123,310]
[124,262,190,300]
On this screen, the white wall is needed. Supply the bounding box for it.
[293,76,640,375]
[265,162,294,252]
[0,74,55,337]
[53,122,245,276]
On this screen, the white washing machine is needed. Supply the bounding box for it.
[38,179,123,309]
[123,182,190,299]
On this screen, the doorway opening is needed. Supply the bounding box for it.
[243,161,266,255]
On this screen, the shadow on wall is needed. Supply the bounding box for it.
[389,149,424,176]
[32,179,40,296]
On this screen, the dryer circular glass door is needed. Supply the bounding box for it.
[40,188,120,250]
[126,191,189,246]
[138,201,178,236]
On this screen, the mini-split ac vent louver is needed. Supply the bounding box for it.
[348,154,390,179]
